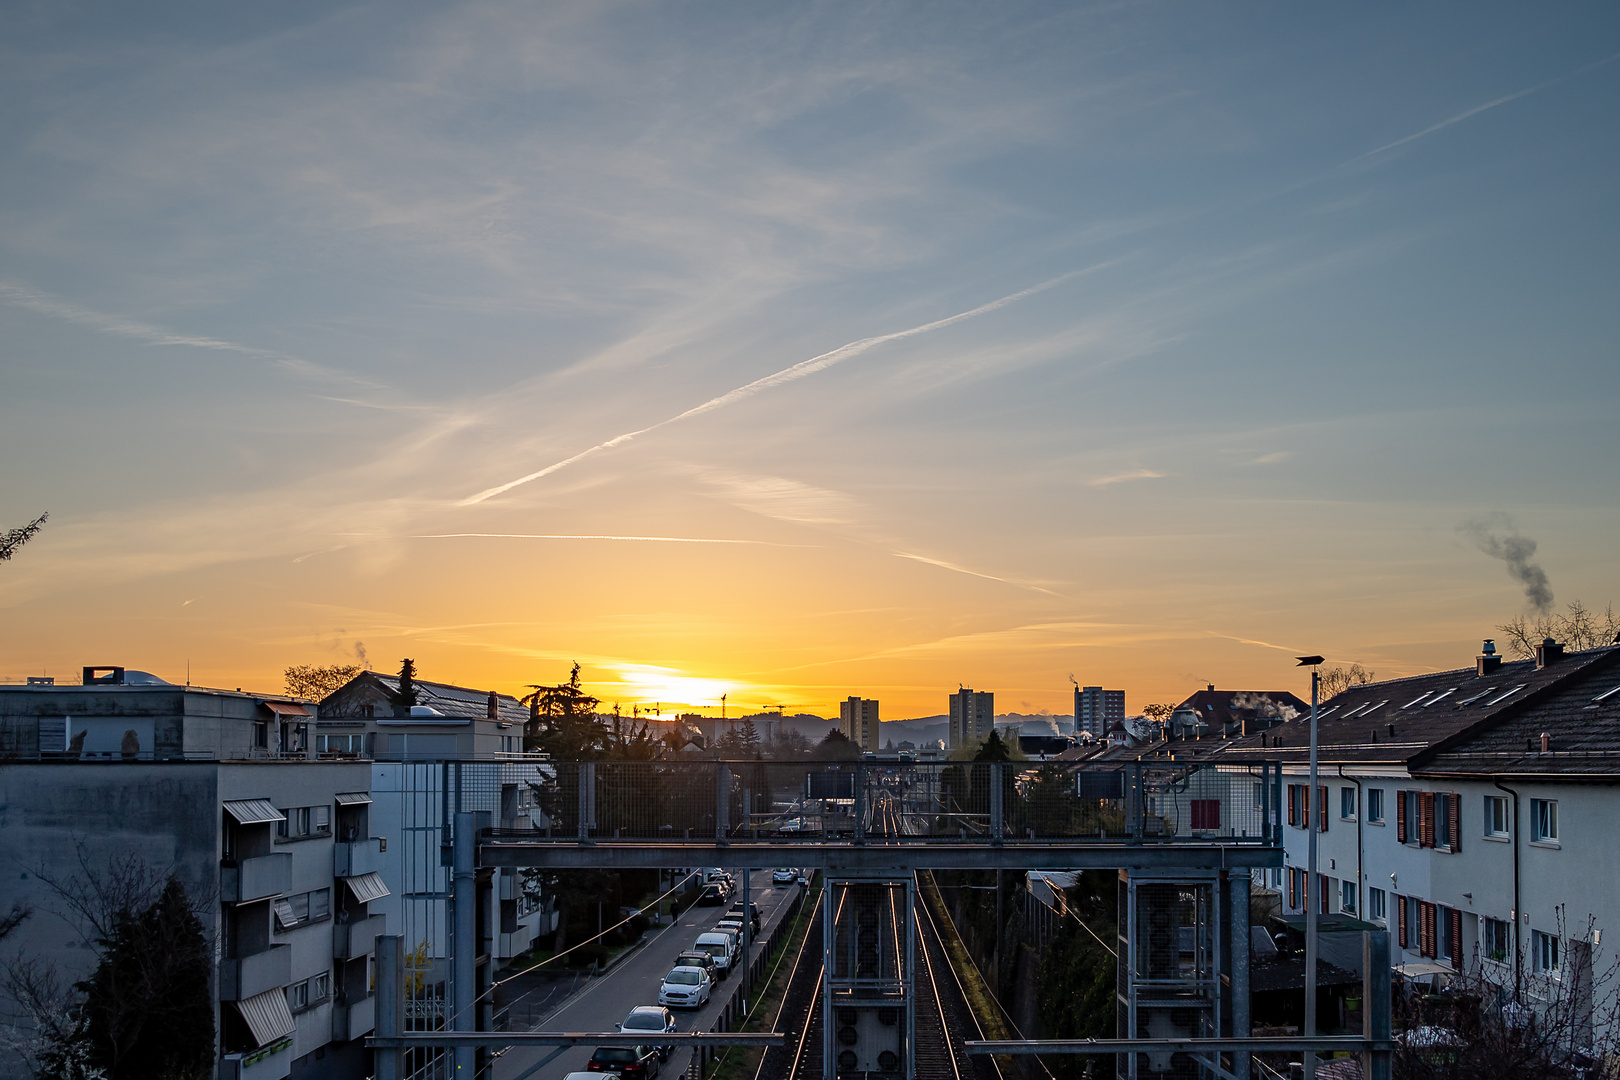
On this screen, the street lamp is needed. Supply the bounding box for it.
[1296,655,1324,1080]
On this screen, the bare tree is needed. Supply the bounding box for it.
[1497,601,1620,659]
[0,513,47,564]
[282,663,364,700]
[1319,663,1376,699]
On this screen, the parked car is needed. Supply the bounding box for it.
[696,883,728,906]
[728,903,761,934]
[564,1073,616,1080]
[587,1045,660,1077]
[673,949,717,977]
[772,868,796,886]
[659,965,713,1009]
[617,1006,679,1060]
[693,930,738,978]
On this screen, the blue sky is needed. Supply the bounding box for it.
[2,3,1617,713]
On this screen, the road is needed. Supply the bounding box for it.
[494,868,804,1080]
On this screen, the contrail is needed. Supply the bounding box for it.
[459,269,1094,505]
[1360,50,1620,159]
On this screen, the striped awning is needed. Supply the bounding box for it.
[344,871,390,904]
[233,986,295,1047]
[223,799,284,825]
[334,791,372,806]
[263,701,311,717]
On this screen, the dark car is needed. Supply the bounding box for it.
[728,903,761,934]
[587,1045,660,1078]
[674,950,717,977]
[696,883,727,906]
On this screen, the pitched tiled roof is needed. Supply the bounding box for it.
[328,672,529,725]
[1172,688,1311,735]
[1215,645,1620,772]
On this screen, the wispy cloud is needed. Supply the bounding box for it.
[1248,450,1291,465]
[891,552,1057,595]
[1089,468,1165,486]
[1360,50,1620,159]
[458,270,1089,505]
[412,532,808,546]
[0,281,381,390]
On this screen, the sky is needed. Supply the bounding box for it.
[2,2,1618,718]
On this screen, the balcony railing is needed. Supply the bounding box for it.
[222,853,292,903]
[333,837,385,877]
[472,759,1282,846]
[334,913,387,961]
[220,944,291,1001]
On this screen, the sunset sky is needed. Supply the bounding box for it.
[2,4,1618,718]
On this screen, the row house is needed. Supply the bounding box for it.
[0,668,386,1080]
[1219,640,1620,1017]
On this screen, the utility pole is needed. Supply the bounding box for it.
[1297,654,1324,1080]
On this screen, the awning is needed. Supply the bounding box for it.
[223,799,284,826]
[263,701,311,717]
[334,791,373,806]
[233,987,296,1047]
[345,871,390,904]
[273,899,298,929]
[1395,962,1455,978]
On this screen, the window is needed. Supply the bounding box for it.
[1531,799,1559,844]
[286,972,331,1014]
[1369,887,1386,923]
[1534,929,1560,973]
[1288,867,1304,910]
[1435,792,1456,850]
[1190,799,1220,831]
[1341,880,1357,914]
[274,888,333,932]
[287,981,308,1011]
[1484,917,1511,963]
[1485,795,1510,838]
[1340,787,1356,821]
[1367,788,1385,824]
[276,805,332,841]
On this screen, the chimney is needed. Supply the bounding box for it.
[1477,639,1502,676]
[1207,683,1215,692]
[1541,732,1551,754]
[487,690,499,720]
[1535,638,1565,669]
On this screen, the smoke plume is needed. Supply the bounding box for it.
[1461,517,1554,612]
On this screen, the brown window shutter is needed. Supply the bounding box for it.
[1449,908,1463,968]
[1421,902,1437,957]
[1287,785,1297,827]
[1288,869,1297,909]
[1420,792,1436,848]
[1448,793,1461,853]
[1397,896,1408,948]
[1319,786,1329,833]
[1397,790,1407,843]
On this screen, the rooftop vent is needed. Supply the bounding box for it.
[1478,639,1502,676]
[1535,638,1566,669]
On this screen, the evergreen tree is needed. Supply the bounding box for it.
[79,878,213,1080]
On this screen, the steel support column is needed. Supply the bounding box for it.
[452,811,477,1078]
[374,935,403,1080]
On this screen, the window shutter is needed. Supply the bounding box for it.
[1287,785,1297,827]
[1448,793,1461,853]
[1419,792,1436,848]
[1288,869,1298,909]
[1396,790,1407,843]
[1318,786,1328,833]
[1397,896,1408,948]
[1449,908,1463,968]
[1421,902,1437,957]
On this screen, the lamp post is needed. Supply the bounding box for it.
[1297,655,1324,1080]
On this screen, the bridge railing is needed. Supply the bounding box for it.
[488,759,1279,846]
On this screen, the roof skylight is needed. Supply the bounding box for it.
[1482,684,1527,707]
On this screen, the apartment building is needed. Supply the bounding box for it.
[1073,685,1125,738]
[839,696,880,752]
[948,687,994,749]
[1219,641,1620,1014]
[0,669,383,1080]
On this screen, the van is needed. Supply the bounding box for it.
[693,930,738,978]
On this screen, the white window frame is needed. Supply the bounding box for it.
[1369,887,1386,924]
[1534,929,1560,974]
[1340,787,1356,821]
[1530,799,1559,845]
[1367,788,1385,825]
[1485,795,1510,839]
[1341,880,1357,914]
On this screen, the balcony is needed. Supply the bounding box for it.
[221,1037,293,1080]
[333,913,386,961]
[332,837,385,877]
[220,945,291,1001]
[222,853,292,903]
[331,995,376,1042]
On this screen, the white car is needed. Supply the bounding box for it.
[772,867,796,886]
[618,1005,679,1060]
[659,965,713,1009]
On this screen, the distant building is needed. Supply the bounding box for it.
[948,688,995,748]
[1074,685,1125,738]
[1167,684,1308,740]
[839,696,880,751]
[0,668,381,1080]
